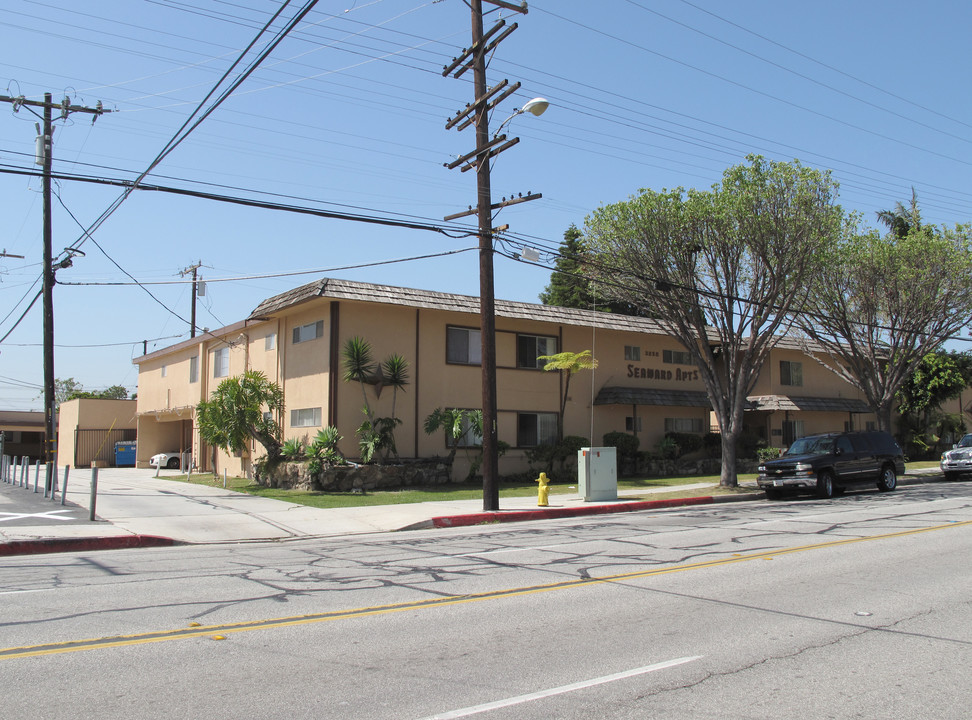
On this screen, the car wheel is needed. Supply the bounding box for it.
[166,457,180,469]
[816,470,834,499]
[764,487,782,500]
[877,464,897,492]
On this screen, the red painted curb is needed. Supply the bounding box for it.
[0,535,177,557]
[431,494,727,528]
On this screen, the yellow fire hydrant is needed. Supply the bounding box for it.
[535,472,550,507]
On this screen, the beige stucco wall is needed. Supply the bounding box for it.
[131,288,890,479]
[55,398,137,468]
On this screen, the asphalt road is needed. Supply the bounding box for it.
[1,483,969,719]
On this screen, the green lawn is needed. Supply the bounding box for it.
[173,471,759,509]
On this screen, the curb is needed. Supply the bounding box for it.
[0,534,178,557]
[409,492,760,530]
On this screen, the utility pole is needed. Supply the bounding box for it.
[180,261,203,338]
[443,0,539,511]
[0,93,109,463]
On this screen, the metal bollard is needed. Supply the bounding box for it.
[20,457,27,488]
[33,460,41,493]
[89,467,99,522]
[60,466,70,505]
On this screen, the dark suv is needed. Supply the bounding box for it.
[757,431,905,500]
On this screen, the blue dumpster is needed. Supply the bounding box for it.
[114,441,137,467]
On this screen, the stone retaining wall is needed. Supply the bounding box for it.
[258,459,452,492]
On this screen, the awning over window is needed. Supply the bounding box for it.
[594,388,872,414]
[594,387,713,408]
[747,395,871,413]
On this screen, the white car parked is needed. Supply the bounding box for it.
[149,451,191,470]
[940,433,972,481]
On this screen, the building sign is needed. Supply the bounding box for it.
[627,364,700,382]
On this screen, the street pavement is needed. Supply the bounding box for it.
[0,463,943,555]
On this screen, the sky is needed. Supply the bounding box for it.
[1,0,970,410]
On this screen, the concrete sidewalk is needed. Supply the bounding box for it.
[0,466,942,556]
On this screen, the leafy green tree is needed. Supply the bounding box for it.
[196,370,284,474]
[798,215,972,432]
[585,156,842,487]
[536,349,598,441]
[895,350,972,456]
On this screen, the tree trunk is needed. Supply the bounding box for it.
[719,429,739,488]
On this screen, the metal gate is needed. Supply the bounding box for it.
[74,428,137,468]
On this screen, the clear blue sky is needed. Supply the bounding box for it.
[1,0,970,410]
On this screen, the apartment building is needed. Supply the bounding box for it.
[132,277,877,478]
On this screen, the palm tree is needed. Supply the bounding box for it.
[537,349,599,441]
[342,336,377,422]
[876,188,921,239]
[381,353,409,421]
[196,370,284,474]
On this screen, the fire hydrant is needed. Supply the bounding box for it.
[535,472,550,507]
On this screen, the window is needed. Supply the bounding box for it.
[447,326,481,365]
[663,349,693,365]
[189,356,199,384]
[782,419,805,446]
[517,334,557,369]
[291,407,322,428]
[161,365,167,378]
[213,347,229,378]
[626,416,643,432]
[665,417,705,434]
[780,360,803,387]
[292,320,323,344]
[624,345,641,361]
[265,333,276,351]
[517,412,558,447]
[455,413,483,448]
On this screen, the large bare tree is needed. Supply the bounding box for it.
[797,215,972,432]
[585,156,843,487]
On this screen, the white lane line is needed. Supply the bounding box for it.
[417,655,702,719]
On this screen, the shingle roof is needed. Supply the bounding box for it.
[747,395,871,413]
[594,387,713,408]
[248,277,670,334]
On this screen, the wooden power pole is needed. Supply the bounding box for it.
[443,1,539,511]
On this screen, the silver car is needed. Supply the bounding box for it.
[940,434,972,480]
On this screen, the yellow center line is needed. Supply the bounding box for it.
[3,519,968,660]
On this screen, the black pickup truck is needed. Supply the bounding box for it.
[757,431,905,499]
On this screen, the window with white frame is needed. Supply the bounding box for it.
[780,360,803,387]
[624,345,641,361]
[292,320,324,345]
[517,412,558,447]
[213,347,229,378]
[517,334,557,369]
[663,349,693,365]
[189,356,199,384]
[291,407,322,428]
[455,413,483,448]
[664,417,705,433]
[446,326,481,365]
[782,419,805,446]
[265,333,276,351]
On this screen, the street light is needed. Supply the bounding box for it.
[478,96,549,511]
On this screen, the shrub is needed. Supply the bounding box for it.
[281,438,305,461]
[665,431,703,455]
[526,435,590,475]
[656,435,680,459]
[756,446,783,461]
